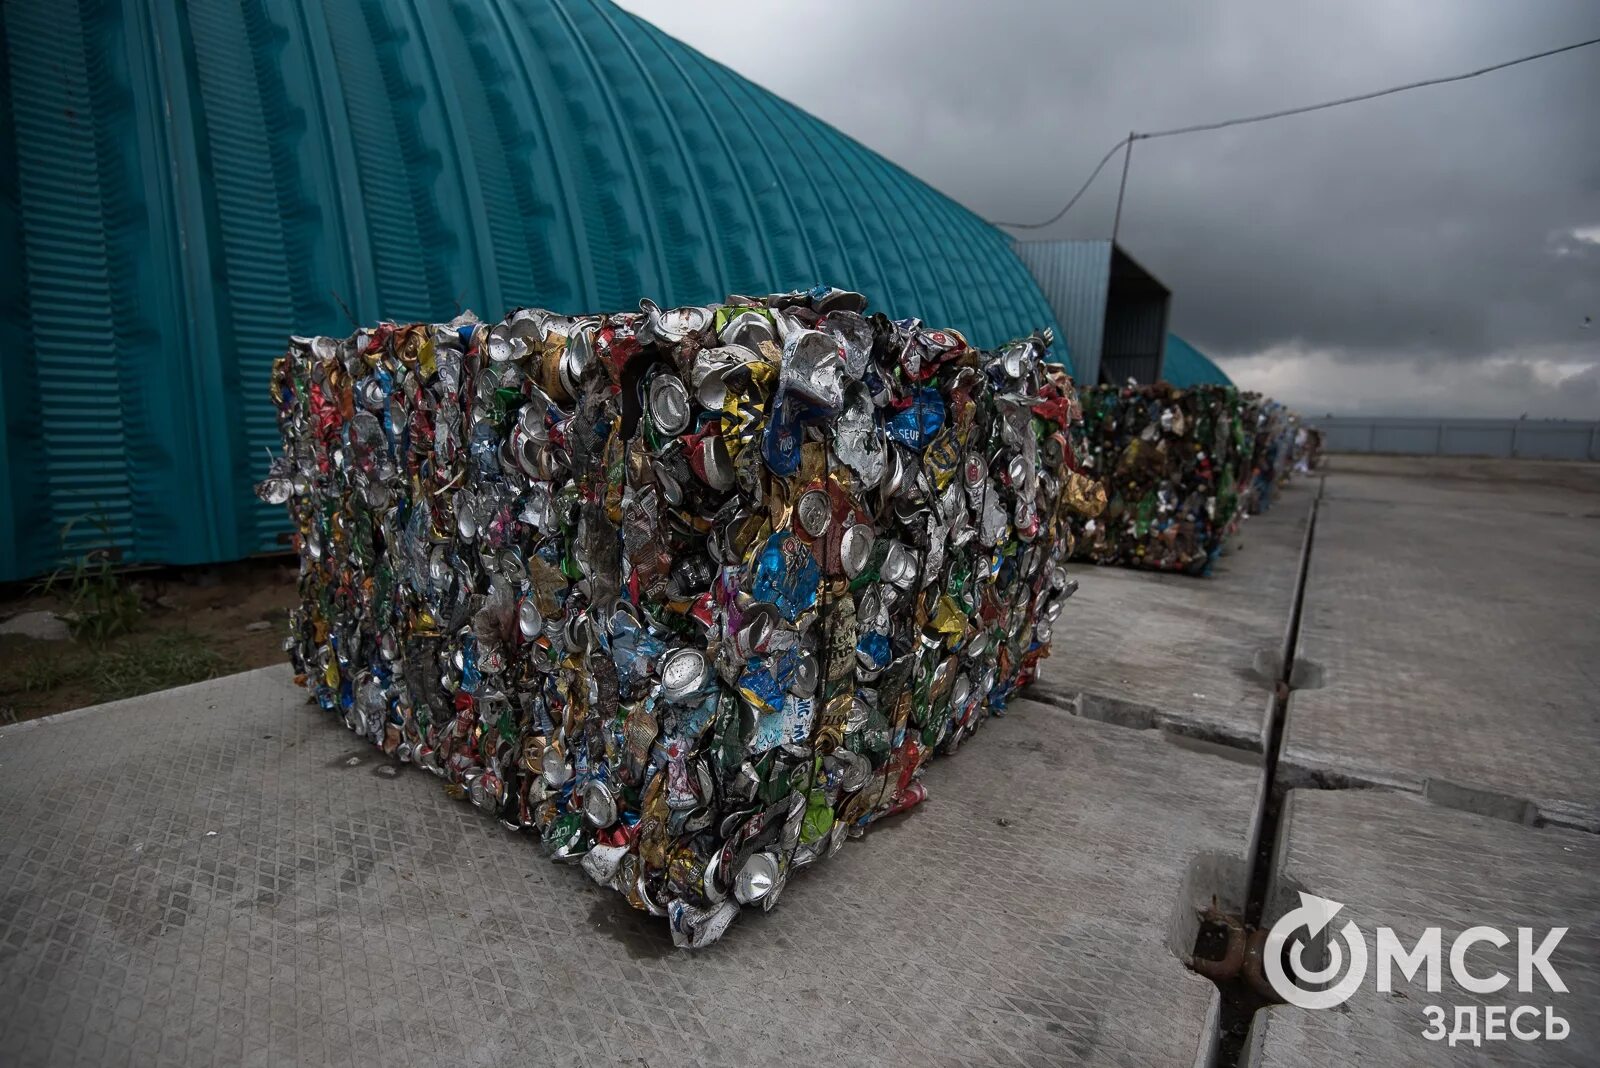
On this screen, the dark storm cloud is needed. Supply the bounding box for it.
[618,0,1600,415]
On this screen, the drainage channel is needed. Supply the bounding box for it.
[1199,482,1322,1068]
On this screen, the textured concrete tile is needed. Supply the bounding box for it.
[1283,461,1600,830]
[1245,788,1599,1067]
[0,667,1261,1068]
[1318,454,1600,515]
[1030,480,1313,752]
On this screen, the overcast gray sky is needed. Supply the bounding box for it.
[616,0,1599,418]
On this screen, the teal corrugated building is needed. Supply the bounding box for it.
[1161,333,1233,388]
[0,0,1064,581]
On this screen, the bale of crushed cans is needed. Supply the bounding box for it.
[1072,384,1321,572]
[1242,398,1292,514]
[1071,383,1253,574]
[1242,400,1323,514]
[1293,423,1323,475]
[258,286,1102,947]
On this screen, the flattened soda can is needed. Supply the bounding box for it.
[659,647,710,702]
[582,780,618,828]
[840,523,874,578]
[796,489,832,539]
[733,850,779,904]
[649,374,692,436]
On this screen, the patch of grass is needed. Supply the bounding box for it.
[91,632,237,703]
[17,653,87,693]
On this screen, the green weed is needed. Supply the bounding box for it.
[33,513,142,644]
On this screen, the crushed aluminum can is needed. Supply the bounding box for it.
[719,309,777,350]
[832,383,887,487]
[648,373,692,437]
[733,850,780,905]
[640,298,712,343]
[659,647,711,702]
[780,329,846,413]
[839,522,875,579]
[879,541,919,590]
[691,344,760,409]
[796,489,832,539]
[582,780,618,828]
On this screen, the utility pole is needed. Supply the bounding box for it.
[1111,132,1136,243]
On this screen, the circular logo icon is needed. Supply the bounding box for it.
[1265,892,1369,1010]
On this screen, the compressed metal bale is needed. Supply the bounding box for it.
[1242,397,1290,514]
[258,286,1097,946]
[1242,397,1311,514]
[1294,423,1324,473]
[1070,383,1254,574]
[1071,384,1319,573]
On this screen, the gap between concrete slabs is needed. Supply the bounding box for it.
[1280,458,1600,834]
[1016,475,1324,1067]
[1243,788,1600,1067]
[1028,478,1318,754]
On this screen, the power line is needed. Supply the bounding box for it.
[996,137,1132,232]
[1139,34,1600,139]
[993,34,1600,230]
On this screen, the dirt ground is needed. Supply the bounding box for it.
[0,558,300,723]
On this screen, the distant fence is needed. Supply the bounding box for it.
[1316,417,1600,461]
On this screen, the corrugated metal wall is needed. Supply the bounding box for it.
[1101,299,1166,384]
[1011,239,1176,386]
[1012,239,1110,385]
[1098,246,1169,385]
[0,0,1065,582]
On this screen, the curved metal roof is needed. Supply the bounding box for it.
[0,0,1061,579]
[1162,333,1234,388]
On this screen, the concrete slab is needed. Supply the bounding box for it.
[1245,788,1600,1067]
[1283,460,1600,830]
[1320,454,1600,515]
[1029,479,1314,752]
[0,666,1262,1068]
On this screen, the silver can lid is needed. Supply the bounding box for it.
[659,646,710,700]
[734,851,780,904]
[582,780,618,828]
[882,541,918,588]
[962,453,988,488]
[840,523,874,578]
[797,489,832,538]
[541,745,570,786]
[846,694,870,733]
[950,674,972,713]
[649,375,691,436]
[454,490,478,540]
